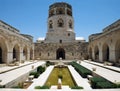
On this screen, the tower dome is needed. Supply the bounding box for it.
[45,2,75,43]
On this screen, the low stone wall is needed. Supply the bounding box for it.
[5,72,30,88]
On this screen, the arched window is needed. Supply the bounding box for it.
[49,20,53,28]
[56,8,65,15]
[58,18,64,27]
[69,20,72,28]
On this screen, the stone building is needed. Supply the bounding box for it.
[35,2,88,60]
[0,20,34,64]
[88,19,120,66]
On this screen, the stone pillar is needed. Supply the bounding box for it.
[20,47,24,62]
[27,49,30,60]
[110,49,116,62]
[7,51,13,64]
[99,49,103,62]
[92,50,95,61]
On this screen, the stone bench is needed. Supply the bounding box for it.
[104,62,113,66]
[8,62,19,66]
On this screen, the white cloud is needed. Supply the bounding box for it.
[37,37,45,40]
[76,37,85,40]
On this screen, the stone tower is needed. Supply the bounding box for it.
[35,2,88,60]
[45,2,75,43]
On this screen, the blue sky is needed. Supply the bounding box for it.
[0,0,120,42]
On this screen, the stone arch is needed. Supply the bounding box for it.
[67,9,72,16]
[58,18,64,27]
[23,46,28,60]
[56,7,65,15]
[115,40,120,63]
[0,38,8,63]
[56,48,65,59]
[89,47,92,59]
[49,9,54,17]
[102,43,110,61]
[94,45,99,61]
[13,44,20,61]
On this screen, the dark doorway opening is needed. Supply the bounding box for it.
[13,48,16,60]
[56,48,65,59]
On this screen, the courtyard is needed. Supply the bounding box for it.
[0,1,120,91]
[0,60,120,91]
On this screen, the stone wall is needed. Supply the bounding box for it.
[88,19,120,65]
[34,42,88,60]
[0,20,34,64]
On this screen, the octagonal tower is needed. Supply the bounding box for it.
[45,2,75,43]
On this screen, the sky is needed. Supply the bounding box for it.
[0,0,120,42]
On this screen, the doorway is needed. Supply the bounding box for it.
[56,48,65,59]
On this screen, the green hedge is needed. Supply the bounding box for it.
[0,85,5,88]
[71,86,83,89]
[35,85,49,89]
[91,77,117,89]
[37,66,45,74]
[29,72,39,78]
[70,62,92,78]
[96,81,116,88]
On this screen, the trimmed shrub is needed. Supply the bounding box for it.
[37,66,45,74]
[29,72,39,78]
[90,77,117,89]
[46,61,50,66]
[0,85,5,88]
[35,85,49,89]
[71,86,83,89]
[90,77,106,88]
[96,81,116,88]
[70,62,92,78]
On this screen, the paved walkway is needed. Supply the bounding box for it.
[79,60,120,84]
[84,60,120,72]
[0,61,45,86]
[68,65,92,90]
[0,60,38,74]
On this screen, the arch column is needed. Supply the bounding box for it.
[99,48,103,62]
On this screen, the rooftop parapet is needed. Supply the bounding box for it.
[103,19,120,32]
[49,2,72,10]
[49,2,72,17]
[0,20,20,34]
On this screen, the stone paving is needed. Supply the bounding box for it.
[68,65,92,90]
[0,60,37,74]
[79,60,120,84]
[84,60,120,72]
[0,60,120,91]
[0,61,45,86]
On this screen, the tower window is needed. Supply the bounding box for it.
[56,8,65,15]
[48,53,50,56]
[72,53,74,56]
[58,18,64,27]
[69,20,72,28]
[39,53,41,56]
[49,20,53,28]
[60,40,62,43]
[68,33,70,36]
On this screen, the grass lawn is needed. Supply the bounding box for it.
[45,67,76,87]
